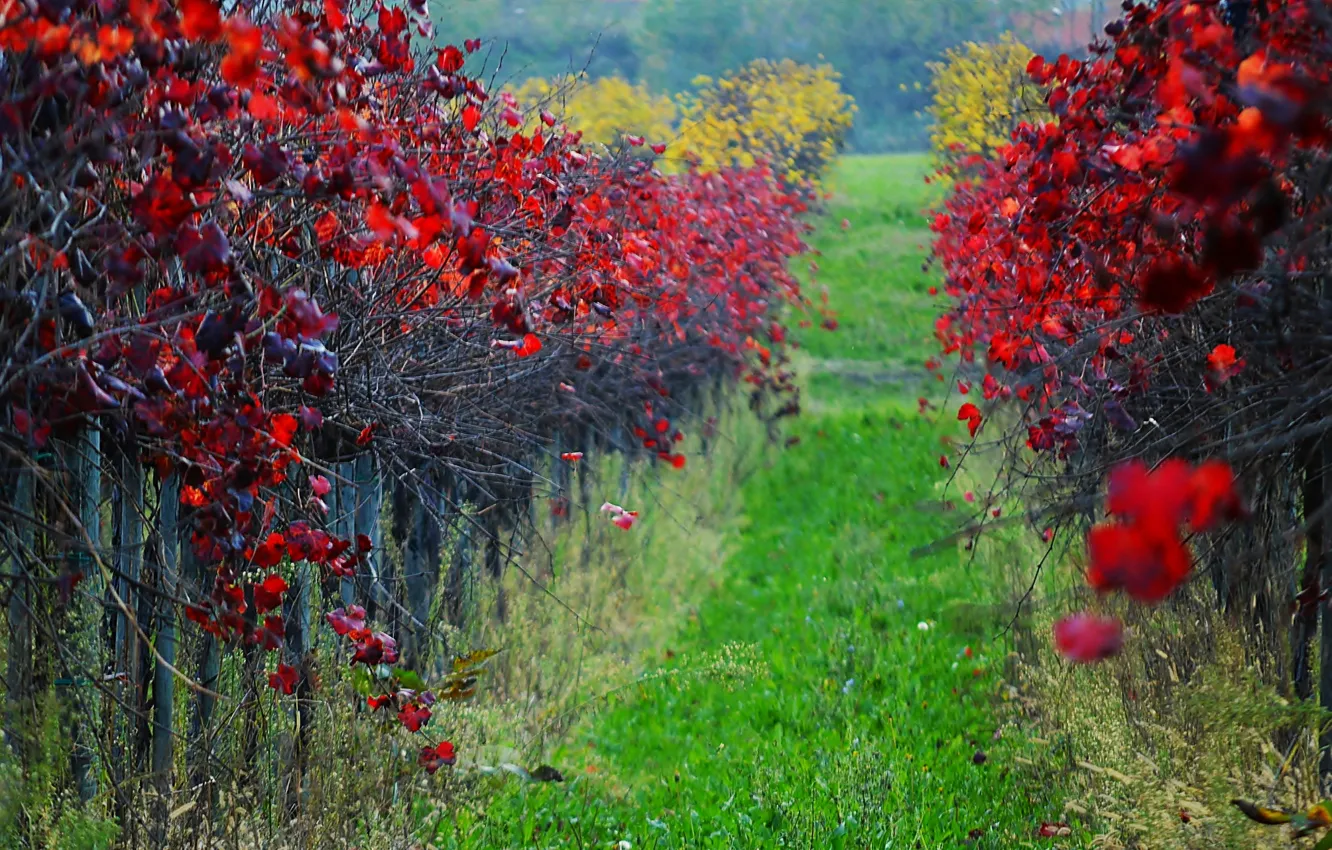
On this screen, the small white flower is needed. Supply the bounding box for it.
[917,621,930,631]
[617,842,632,850]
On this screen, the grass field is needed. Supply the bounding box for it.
[430,154,1072,848]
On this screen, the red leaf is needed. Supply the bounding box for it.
[1052,613,1123,663]
[612,511,638,531]
[438,44,464,73]
[515,333,542,358]
[300,406,325,430]
[133,174,192,238]
[398,702,431,732]
[268,662,299,695]
[1138,259,1212,315]
[270,413,298,447]
[1086,522,1190,604]
[178,0,223,41]
[221,17,263,89]
[326,605,366,636]
[1105,459,1192,525]
[252,535,287,572]
[13,408,50,448]
[256,615,285,651]
[352,631,398,665]
[356,424,375,446]
[253,571,288,611]
[419,741,457,773]
[1206,343,1238,381]
[323,0,346,29]
[957,403,982,438]
[309,475,331,497]
[461,103,481,133]
[247,92,280,121]
[178,222,232,274]
[242,142,289,185]
[1188,461,1243,532]
[366,202,397,241]
[367,694,392,710]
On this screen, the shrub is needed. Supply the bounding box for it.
[508,74,677,149]
[930,3,1332,818]
[677,59,856,186]
[0,0,816,844]
[926,34,1042,170]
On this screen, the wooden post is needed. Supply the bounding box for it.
[401,475,441,669]
[283,550,313,815]
[112,442,145,823]
[187,534,220,816]
[150,471,180,844]
[4,452,35,761]
[551,434,566,531]
[1296,441,1323,701]
[577,427,594,572]
[445,501,471,637]
[334,460,356,607]
[353,453,383,620]
[69,426,103,802]
[1318,442,1332,788]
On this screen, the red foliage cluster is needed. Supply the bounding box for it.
[1052,613,1123,664]
[1089,459,1241,604]
[0,0,817,764]
[1056,458,1240,661]
[928,1,1332,663]
[932,0,1329,459]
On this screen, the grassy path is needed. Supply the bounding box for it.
[446,156,1064,848]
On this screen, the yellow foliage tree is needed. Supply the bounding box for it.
[676,59,856,186]
[927,35,1044,169]
[507,74,676,150]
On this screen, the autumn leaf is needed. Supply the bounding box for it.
[178,0,224,40]
[323,0,346,29]
[268,663,299,695]
[461,103,481,133]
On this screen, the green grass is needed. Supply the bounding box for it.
[796,154,943,373]
[428,155,1069,848]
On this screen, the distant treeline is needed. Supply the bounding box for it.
[434,0,1093,152]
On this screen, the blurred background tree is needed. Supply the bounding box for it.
[927,35,1046,171]
[508,74,677,149]
[437,0,1092,152]
[676,60,855,186]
